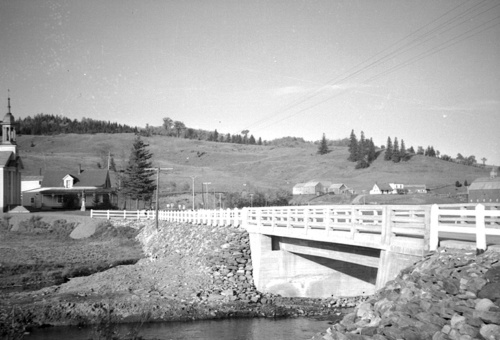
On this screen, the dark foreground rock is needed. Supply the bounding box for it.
[311,248,500,340]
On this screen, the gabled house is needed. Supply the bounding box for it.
[328,183,351,195]
[21,175,43,192]
[468,168,500,203]
[22,168,116,210]
[293,181,330,195]
[369,183,393,195]
[292,183,306,195]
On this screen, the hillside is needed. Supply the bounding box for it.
[18,133,491,197]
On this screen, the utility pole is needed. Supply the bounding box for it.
[146,167,172,231]
[203,182,211,209]
[250,193,254,207]
[189,176,197,210]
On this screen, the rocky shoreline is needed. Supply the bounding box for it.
[312,248,500,340]
[0,220,356,337]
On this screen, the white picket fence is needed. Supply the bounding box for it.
[91,203,500,251]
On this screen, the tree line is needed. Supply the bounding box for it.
[16,114,137,135]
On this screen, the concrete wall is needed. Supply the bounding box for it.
[249,232,379,298]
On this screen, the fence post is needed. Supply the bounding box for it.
[123,210,126,220]
[107,210,110,220]
[304,207,310,234]
[380,206,388,246]
[429,204,439,251]
[476,204,486,252]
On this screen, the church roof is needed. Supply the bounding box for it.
[2,112,14,124]
[0,151,14,167]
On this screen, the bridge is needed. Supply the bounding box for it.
[91,203,500,298]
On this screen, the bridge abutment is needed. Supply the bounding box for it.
[249,232,379,298]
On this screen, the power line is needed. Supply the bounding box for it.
[242,1,499,132]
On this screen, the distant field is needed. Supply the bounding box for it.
[18,133,490,197]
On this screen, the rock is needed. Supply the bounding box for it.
[478,282,500,300]
[480,324,500,340]
[476,298,495,311]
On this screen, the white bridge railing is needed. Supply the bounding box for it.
[91,203,500,252]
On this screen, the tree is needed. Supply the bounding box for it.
[357,131,366,162]
[241,130,249,144]
[173,121,186,137]
[317,133,329,155]
[464,180,468,187]
[249,135,256,145]
[367,138,376,163]
[384,137,393,161]
[417,146,424,155]
[162,117,173,134]
[120,136,156,209]
[213,129,219,142]
[348,129,358,162]
[455,181,462,188]
[392,137,400,163]
[481,157,487,166]
[408,146,415,154]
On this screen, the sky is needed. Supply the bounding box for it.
[1,0,499,166]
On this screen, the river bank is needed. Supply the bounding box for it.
[0,219,360,338]
[311,247,500,339]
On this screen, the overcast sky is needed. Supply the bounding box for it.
[1,0,499,165]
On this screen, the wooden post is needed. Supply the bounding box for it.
[429,204,439,251]
[476,204,486,252]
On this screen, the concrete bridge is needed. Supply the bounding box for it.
[92,203,500,298]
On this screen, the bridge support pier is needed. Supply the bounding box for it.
[249,232,378,298]
[375,249,421,290]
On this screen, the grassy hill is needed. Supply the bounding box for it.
[18,133,491,199]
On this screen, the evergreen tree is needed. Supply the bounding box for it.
[213,129,219,141]
[367,138,376,163]
[120,136,156,208]
[257,137,262,145]
[384,137,393,161]
[392,137,400,162]
[249,135,256,145]
[348,129,358,161]
[417,146,425,155]
[400,139,407,161]
[317,133,329,155]
[357,131,366,162]
[408,146,415,154]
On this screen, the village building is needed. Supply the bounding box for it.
[0,96,23,212]
[328,183,351,195]
[22,167,116,210]
[468,168,500,203]
[21,175,43,192]
[405,184,428,194]
[369,183,393,195]
[293,181,330,195]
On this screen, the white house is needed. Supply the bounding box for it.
[21,175,43,192]
[0,97,23,212]
[293,181,330,195]
[369,183,393,195]
[22,168,116,210]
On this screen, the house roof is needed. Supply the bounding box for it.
[22,175,44,181]
[329,183,346,189]
[41,169,110,188]
[469,177,500,191]
[405,184,427,189]
[374,183,392,191]
[304,182,321,187]
[293,183,306,189]
[0,151,13,167]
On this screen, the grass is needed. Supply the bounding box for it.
[18,133,490,196]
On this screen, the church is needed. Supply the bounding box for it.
[0,96,23,212]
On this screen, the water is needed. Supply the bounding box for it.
[24,317,334,340]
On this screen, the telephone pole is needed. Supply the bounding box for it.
[146,167,172,230]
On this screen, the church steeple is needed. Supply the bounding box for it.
[2,90,17,147]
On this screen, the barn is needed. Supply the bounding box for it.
[468,168,500,203]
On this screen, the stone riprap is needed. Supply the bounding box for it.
[312,248,500,340]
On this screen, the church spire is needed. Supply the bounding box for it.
[7,89,11,114]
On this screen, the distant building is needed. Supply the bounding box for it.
[369,183,392,195]
[405,184,427,194]
[468,168,500,203]
[293,181,330,195]
[0,96,23,212]
[328,183,350,195]
[22,167,116,210]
